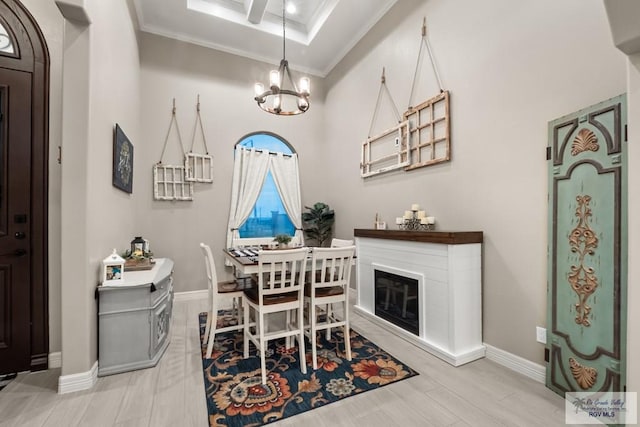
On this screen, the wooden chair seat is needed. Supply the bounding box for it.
[217,279,252,293]
[304,284,344,298]
[244,286,297,305]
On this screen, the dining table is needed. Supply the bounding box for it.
[223,246,356,276]
[224,246,306,275]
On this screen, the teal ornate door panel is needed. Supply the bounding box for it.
[546,94,627,395]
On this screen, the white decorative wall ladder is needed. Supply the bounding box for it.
[360,68,410,178]
[153,99,193,201]
[185,95,213,183]
[360,17,451,178]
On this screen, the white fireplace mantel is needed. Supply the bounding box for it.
[354,229,485,366]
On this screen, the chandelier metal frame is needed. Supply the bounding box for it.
[253,1,310,116]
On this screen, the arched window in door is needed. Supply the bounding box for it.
[0,20,16,54]
[226,132,303,248]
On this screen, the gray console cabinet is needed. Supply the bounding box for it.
[97,258,174,376]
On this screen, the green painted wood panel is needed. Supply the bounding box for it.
[546,94,627,395]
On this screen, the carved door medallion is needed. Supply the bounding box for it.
[546,95,627,395]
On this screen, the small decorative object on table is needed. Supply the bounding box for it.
[273,234,292,248]
[130,236,151,256]
[374,213,387,230]
[395,204,435,231]
[102,249,125,285]
[123,236,155,271]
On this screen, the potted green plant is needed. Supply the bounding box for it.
[273,234,292,248]
[302,202,335,247]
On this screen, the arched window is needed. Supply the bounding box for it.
[226,132,303,248]
[0,20,16,54]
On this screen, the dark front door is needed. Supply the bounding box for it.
[0,0,50,374]
[546,94,627,395]
[0,68,32,374]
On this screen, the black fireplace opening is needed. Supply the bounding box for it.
[374,269,419,336]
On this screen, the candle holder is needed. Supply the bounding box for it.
[398,210,435,231]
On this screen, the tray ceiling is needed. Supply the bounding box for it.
[133,0,398,77]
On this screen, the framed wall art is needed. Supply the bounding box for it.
[113,124,134,193]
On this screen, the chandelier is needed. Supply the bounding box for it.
[253,1,310,115]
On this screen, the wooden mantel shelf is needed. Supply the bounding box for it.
[354,229,483,245]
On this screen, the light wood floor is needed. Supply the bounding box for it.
[0,296,576,427]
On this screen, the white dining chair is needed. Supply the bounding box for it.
[243,247,309,384]
[327,238,355,328]
[330,238,354,247]
[304,245,356,369]
[200,243,245,358]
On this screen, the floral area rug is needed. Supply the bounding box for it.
[199,311,418,427]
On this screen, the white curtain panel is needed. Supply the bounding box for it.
[226,147,270,250]
[270,152,304,245]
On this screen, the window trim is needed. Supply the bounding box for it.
[235,131,295,155]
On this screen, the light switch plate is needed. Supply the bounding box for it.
[536,326,547,344]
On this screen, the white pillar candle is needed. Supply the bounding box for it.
[426,216,435,224]
[420,217,429,224]
[417,210,426,219]
[396,217,404,225]
[404,210,412,219]
[411,204,420,211]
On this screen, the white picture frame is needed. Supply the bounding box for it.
[185,152,213,183]
[153,163,194,201]
[360,120,410,178]
[102,249,125,285]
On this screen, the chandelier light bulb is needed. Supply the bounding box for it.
[254,82,264,97]
[270,70,280,90]
[273,94,281,111]
[299,77,310,95]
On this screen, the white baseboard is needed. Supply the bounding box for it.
[484,343,545,384]
[57,361,98,394]
[48,352,62,369]
[174,289,207,301]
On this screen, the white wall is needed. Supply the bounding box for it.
[324,0,627,364]
[137,33,326,293]
[604,0,640,397]
[58,0,141,374]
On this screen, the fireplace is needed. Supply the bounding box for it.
[374,269,419,335]
[354,229,485,366]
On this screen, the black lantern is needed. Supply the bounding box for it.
[131,236,145,256]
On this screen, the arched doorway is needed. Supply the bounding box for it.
[0,0,50,374]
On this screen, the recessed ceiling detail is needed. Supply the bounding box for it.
[133,0,397,77]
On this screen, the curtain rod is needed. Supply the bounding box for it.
[239,147,293,157]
